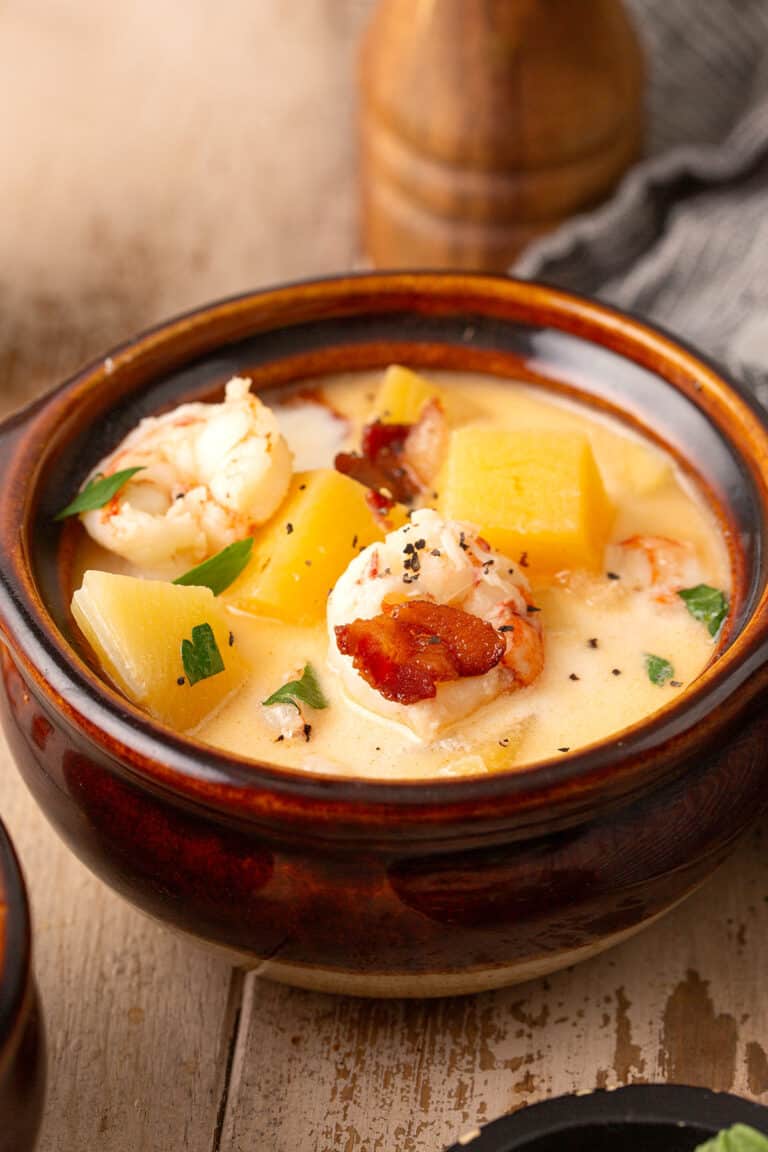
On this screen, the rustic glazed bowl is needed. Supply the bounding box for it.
[1,273,767,997]
[445,1085,768,1151]
[0,817,44,1149]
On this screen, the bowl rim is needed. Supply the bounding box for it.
[2,270,768,829]
[0,816,32,1080]
[445,1084,768,1150]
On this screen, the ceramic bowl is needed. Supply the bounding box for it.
[0,817,44,1150]
[1,273,768,997]
[445,1085,768,1150]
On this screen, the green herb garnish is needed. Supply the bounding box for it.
[55,466,144,520]
[181,623,225,686]
[695,1124,768,1151]
[678,583,729,637]
[262,663,329,712]
[645,653,674,686]
[174,538,254,596]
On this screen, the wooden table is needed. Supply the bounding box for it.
[1,3,768,1149]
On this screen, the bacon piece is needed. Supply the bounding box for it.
[334,599,505,705]
[335,418,419,505]
[335,402,448,506]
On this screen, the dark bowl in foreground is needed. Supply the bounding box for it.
[445,1084,768,1151]
[1,273,768,996]
[0,818,44,1149]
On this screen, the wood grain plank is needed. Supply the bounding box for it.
[0,741,239,1151]
[218,821,768,1152]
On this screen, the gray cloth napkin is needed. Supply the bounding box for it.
[514,0,768,407]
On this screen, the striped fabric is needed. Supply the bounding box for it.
[515,0,768,406]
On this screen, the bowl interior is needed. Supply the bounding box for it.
[7,274,768,809]
[34,285,762,661]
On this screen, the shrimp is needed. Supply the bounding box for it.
[327,509,543,740]
[80,377,293,571]
[606,535,702,602]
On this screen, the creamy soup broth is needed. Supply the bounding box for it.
[73,370,731,780]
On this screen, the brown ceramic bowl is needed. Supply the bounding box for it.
[0,817,44,1149]
[1,273,767,997]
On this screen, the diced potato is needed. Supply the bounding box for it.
[621,439,673,496]
[226,469,386,624]
[440,428,613,575]
[72,572,247,731]
[373,365,443,424]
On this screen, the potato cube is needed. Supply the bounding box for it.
[373,365,443,424]
[72,572,247,731]
[227,469,386,624]
[440,428,613,574]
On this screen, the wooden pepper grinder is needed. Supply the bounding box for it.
[359,0,645,271]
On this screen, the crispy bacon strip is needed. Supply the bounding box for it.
[335,419,418,504]
[334,599,505,705]
[334,401,447,506]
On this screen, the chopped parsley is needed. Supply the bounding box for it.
[173,538,254,596]
[645,653,674,686]
[54,466,144,520]
[262,663,329,712]
[678,583,729,637]
[181,623,225,686]
[695,1125,768,1151]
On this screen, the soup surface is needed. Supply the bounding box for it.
[69,368,731,780]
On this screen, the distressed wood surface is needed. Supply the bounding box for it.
[1,3,768,1150]
[218,824,768,1152]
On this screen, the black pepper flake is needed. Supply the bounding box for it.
[404,542,415,554]
[352,534,358,549]
[459,531,469,551]
[177,676,185,686]
[670,680,683,688]
[228,631,234,647]
[569,673,580,681]
[414,538,426,550]
[498,624,514,633]
[558,746,570,753]
[499,737,510,748]
[611,668,622,676]
[375,745,381,752]
[527,605,541,614]
[519,551,529,568]
[275,734,285,743]
[303,723,312,742]
[588,638,599,649]
[431,548,441,557]
[402,572,418,584]
[606,570,621,580]
[298,483,307,491]
[286,522,294,535]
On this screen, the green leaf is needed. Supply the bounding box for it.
[54,466,145,520]
[173,538,254,596]
[678,583,729,637]
[262,663,329,712]
[645,653,674,686]
[181,623,225,686]
[695,1124,768,1151]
